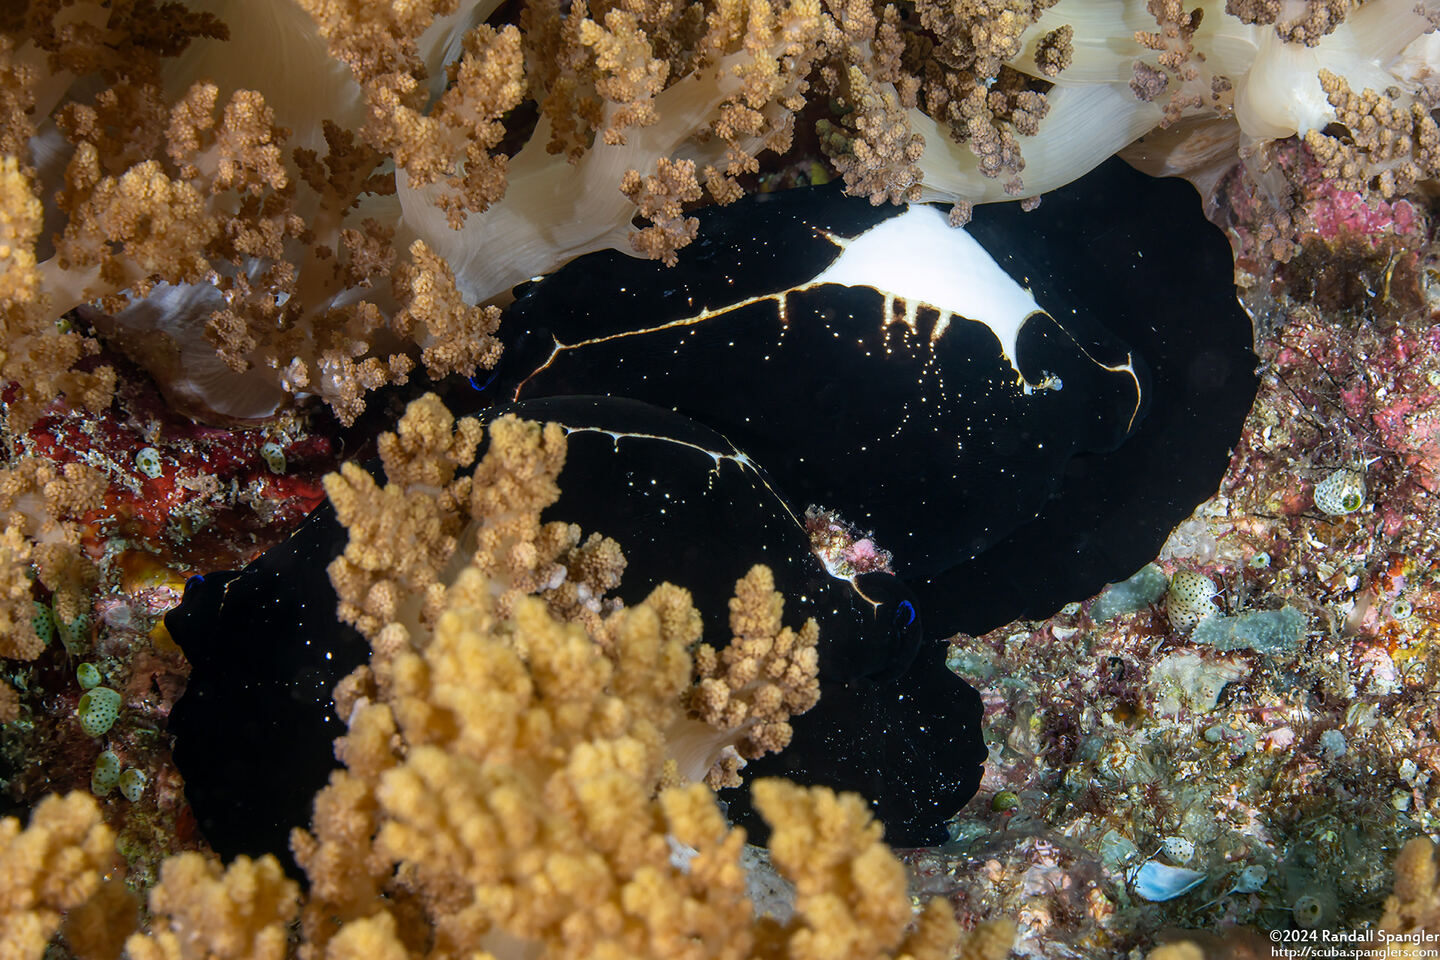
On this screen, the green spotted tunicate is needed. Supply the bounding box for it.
[134,446,163,479]
[76,663,102,690]
[91,750,121,795]
[118,767,147,802]
[76,686,122,737]
[31,601,55,646]
[259,441,286,474]
[56,612,90,652]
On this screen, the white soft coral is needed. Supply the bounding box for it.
[912,0,1440,207]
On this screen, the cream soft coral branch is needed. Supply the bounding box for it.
[621,157,704,265]
[323,397,596,658]
[0,458,105,625]
[390,238,503,379]
[124,853,299,960]
[429,23,526,224]
[914,83,1163,206]
[0,523,41,663]
[45,70,466,428]
[36,165,210,321]
[1007,0,1431,142]
[0,156,41,305]
[0,523,38,723]
[42,99,235,313]
[325,458,463,650]
[292,0,515,207]
[400,37,813,302]
[1304,68,1440,197]
[15,0,417,428]
[319,558,746,957]
[828,63,927,206]
[363,23,526,226]
[166,0,366,159]
[396,0,830,297]
[324,394,482,650]
[0,792,117,960]
[676,566,820,789]
[3,395,997,959]
[9,1,226,124]
[318,557,959,960]
[580,8,671,145]
[906,0,1438,207]
[0,101,116,432]
[753,778,962,960]
[316,401,974,959]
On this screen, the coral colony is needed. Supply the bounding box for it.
[7,1,1440,958]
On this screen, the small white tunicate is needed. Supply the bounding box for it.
[1293,894,1325,927]
[259,441,286,474]
[1166,571,1219,631]
[1234,864,1267,893]
[103,604,136,629]
[1346,701,1379,729]
[1161,836,1196,863]
[1318,728,1347,760]
[1313,468,1365,515]
[134,446,163,479]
